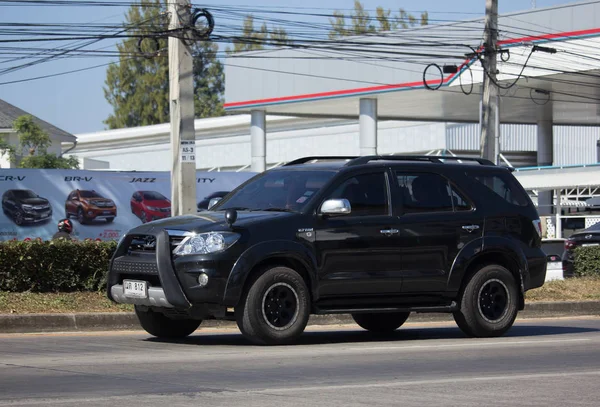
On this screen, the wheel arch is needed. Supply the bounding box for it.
[449,238,528,311]
[223,241,317,307]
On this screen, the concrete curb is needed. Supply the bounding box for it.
[1,301,599,334]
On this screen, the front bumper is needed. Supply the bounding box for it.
[110,284,173,308]
[22,210,52,222]
[107,230,239,311]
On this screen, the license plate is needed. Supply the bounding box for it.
[103,211,113,215]
[123,280,147,298]
[582,243,599,247]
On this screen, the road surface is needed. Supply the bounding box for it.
[1,317,599,406]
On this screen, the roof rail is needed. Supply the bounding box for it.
[345,155,496,167]
[284,156,358,166]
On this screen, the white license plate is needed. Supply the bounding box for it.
[582,243,599,247]
[123,280,147,298]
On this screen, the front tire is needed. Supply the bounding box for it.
[77,207,86,224]
[135,306,201,339]
[352,312,410,333]
[235,266,310,345]
[13,211,24,226]
[106,217,114,223]
[453,265,519,338]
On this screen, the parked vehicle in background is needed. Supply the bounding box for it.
[1,189,52,226]
[562,222,600,277]
[541,239,565,281]
[107,155,547,345]
[131,191,171,223]
[197,191,230,211]
[65,190,116,224]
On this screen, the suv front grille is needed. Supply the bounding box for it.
[169,235,186,252]
[128,235,157,253]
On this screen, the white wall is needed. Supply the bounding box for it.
[72,119,448,171]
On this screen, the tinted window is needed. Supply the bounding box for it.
[328,172,388,216]
[142,191,167,201]
[396,172,471,214]
[217,170,336,212]
[13,190,37,199]
[585,222,600,232]
[79,191,102,198]
[467,172,529,206]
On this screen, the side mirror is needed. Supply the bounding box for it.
[208,197,222,209]
[320,199,351,216]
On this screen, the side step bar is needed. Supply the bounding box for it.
[314,302,458,315]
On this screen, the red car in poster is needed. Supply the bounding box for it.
[130,191,171,223]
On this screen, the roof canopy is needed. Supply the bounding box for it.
[224,1,600,126]
[514,164,600,190]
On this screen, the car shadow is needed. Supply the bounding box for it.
[144,322,599,347]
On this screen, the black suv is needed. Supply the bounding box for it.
[2,189,53,226]
[107,156,547,345]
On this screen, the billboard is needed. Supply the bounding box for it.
[0,169,255,242]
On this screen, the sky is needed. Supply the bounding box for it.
[0,0,582,135]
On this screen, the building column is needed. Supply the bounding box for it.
[537,102,553,216]
[359,98,377,156]
[250,110,266,172]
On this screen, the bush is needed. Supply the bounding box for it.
[574,246,600,277]
[0,240,117,292]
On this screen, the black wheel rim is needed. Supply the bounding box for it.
[14,212,22,225]
[141,211,147,223]
[261,283,299,330]
[78,208,84,223]
[478,279,509,322]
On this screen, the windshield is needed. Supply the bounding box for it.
[142,191,167,201]
[216,170,336,212]
[79,191,102,198]
[13,190,37,199]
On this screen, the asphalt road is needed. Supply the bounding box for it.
[1,317,599,406]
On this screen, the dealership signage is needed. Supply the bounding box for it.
[0,169,255,242]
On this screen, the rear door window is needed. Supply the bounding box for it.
[396,172,472,214]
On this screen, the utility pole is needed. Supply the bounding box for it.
[169,0,197,216]
[480,0,499,163]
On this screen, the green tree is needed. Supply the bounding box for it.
[228,15,290,53]
[329,1,428,39]
[0,115,79,169]
[104,0,224,129]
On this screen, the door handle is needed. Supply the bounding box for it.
[380,229,399,236]
[462,225,480,233]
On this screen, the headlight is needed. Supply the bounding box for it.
[146,206,162,211]
[22,204,34,212]
[173,232,240,255]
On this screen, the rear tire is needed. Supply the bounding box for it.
[453,265,519,338]
[235,266,310,345]
[135,306,201,339]
[352,312,410,333]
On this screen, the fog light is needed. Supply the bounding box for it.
[88,211,94,216]
[197,273,209,287]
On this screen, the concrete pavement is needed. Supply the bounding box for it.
[0,317,599,406]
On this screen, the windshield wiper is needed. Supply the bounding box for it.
[259,207,296,212]
[216,207,250,211]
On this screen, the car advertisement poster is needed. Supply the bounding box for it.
[0,169,255,242]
